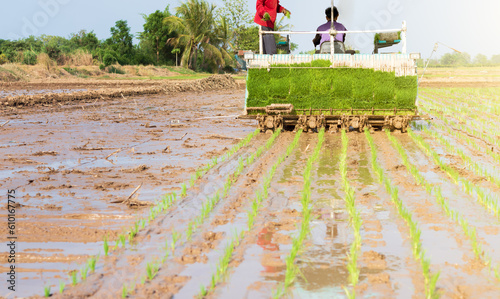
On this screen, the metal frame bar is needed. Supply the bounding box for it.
[258,22,408,56]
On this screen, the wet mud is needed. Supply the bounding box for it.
[0,79,253,298]
[1,76,499,298]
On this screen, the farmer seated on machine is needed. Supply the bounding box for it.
[312,6,347,54]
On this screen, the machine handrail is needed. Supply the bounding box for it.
[258,21,407,57]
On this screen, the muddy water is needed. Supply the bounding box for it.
[399,133,500,269]
[291,134,351,298]
[376,132,500,297]
[347,134,418,298]
[0,88,255,298]
[215,133,314,298]
[168,133,293,299]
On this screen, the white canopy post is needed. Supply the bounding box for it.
[401,21,407,54]
[330,0,335,65]
[259,26,263,54]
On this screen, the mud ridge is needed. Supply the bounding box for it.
[1,75,237,107]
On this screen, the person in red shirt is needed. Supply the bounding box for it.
[254,0,290,54]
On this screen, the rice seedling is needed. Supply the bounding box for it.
[199,285,208,298]
[59,281,65,293]
[44,285,50,297]
[419,95,500,149]
[276,128,325,297]
[70,270,78,286]
[386,129,500,279]
[126,130,282,298]
[180,183,187,197]
[199,130,303,298]
[120,234,126,247]
[423,127,500,188]
[408,128,500,218]
[171,230,181,252]
[365,129,440,298]
[80,264,89,281]
[146,261,159,281]
[103,236,109,256]
[88,255,98,273]
[122,284,128,298]
[339,129,363,294]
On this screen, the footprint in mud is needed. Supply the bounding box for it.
[179,249,208,264]
[362,250,387,270]
[212,216,229,226]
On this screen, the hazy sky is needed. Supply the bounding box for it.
[1,0,500,59]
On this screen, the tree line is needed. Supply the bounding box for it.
[0,0,260,73]
[423,52,500,67]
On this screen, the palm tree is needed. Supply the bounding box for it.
[164,0,217,70]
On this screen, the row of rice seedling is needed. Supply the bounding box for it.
[408,128,500,218]
[339,129,362,299]
[424,88,500,117]
[426,89,500,116]
[198,130,303,298]
[423,127,500,188]
[387,130,500,280]
[124,129,282,297]
[116,128,261,253]
[51,130,260,297]
[420,96,500,134]
[418,102,500,168]
[427,121,500,166]
[274,128,326,298]
[422,89,500,127]
[364,129,440,299]
[419,96,500,148]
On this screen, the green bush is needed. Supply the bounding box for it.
[22,51,37,65]
[246,60,417,110]
[0,53,7,65]
[103,52,118,67]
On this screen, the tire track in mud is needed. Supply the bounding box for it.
[213,133,316,298]
[54,133,270,298]
[375,132,500,297]
[134,132,295,299]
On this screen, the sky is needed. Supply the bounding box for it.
[1,0,500,59]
